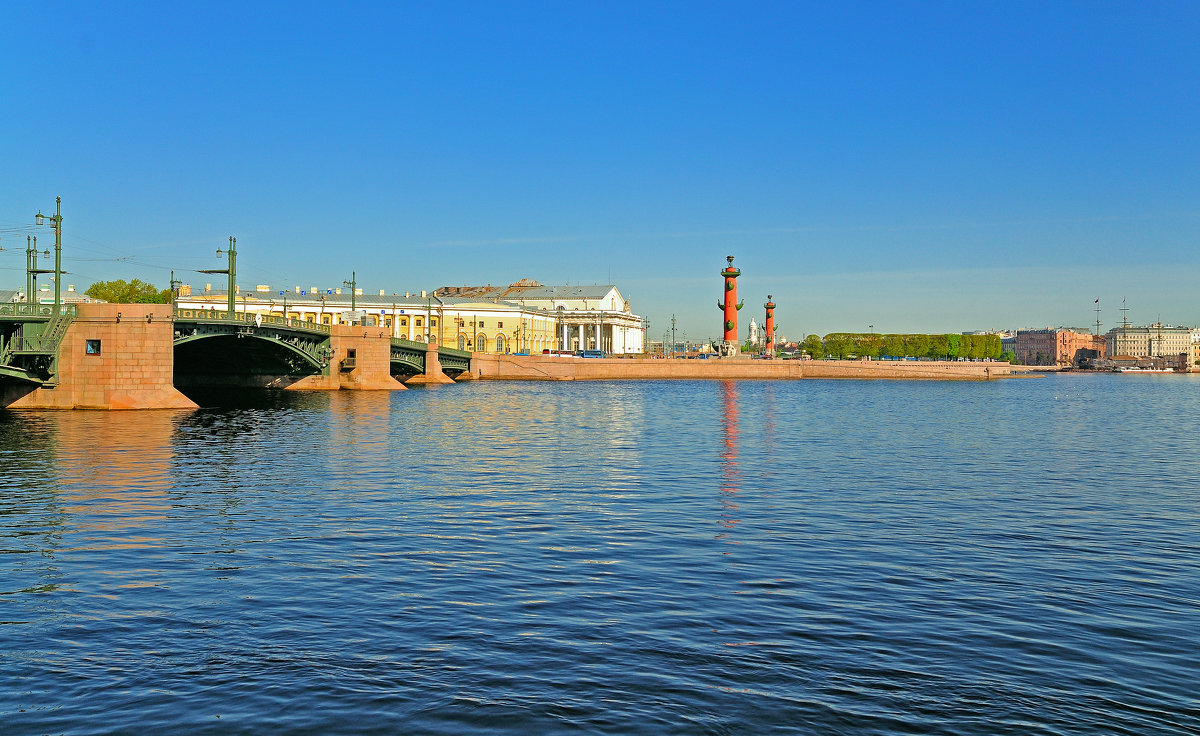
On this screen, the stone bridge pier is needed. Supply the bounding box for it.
[404,337,455,385]
[287,324,408,391]
[2,303,197,410]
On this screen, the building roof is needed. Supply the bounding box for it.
[435,280,620,301]
[179,289,547,312]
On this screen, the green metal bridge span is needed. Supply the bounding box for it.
[0,303,77,385]
[172,308,470,382]
[1,306,471,389]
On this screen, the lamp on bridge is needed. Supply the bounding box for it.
[34,197,64,316]
[343,272,358,324]
[26,236,51,306]
[200,236,237,316]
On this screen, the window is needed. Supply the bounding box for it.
[477,333,487,352]
[85,339,101,355]
[458,334,466,350]
[416,318,423,327]
[400,318,408,326]
[495,335,506,352]
[322,315,331,325]
[431,318,438,327]
[498,321,504,328]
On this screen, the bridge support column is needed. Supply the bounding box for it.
[288,325,406,391]
[405,337,455,385]
[3,304,197,410]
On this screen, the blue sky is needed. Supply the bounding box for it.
[2,1,1197,341]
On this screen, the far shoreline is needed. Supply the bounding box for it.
[469,354,1017,381]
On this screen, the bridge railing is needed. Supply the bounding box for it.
[439,345,472,359]
[389,337,471,359]
[173,308,332,335]
[392,337,428,350]
[0,303,78,319]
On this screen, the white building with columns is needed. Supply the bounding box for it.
[435,279,646,354]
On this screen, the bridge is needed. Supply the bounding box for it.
[0,303,473,408]
[0,303,76,385]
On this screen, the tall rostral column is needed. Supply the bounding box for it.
[717,255,743,355]
[764,295,776,354]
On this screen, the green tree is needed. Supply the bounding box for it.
[961,334,979,360]
[854,333,881,358]
[86,279,170,304]
[905,334,930,358]
[946,334,962,359]
[801,334,824,359]
[824,333,852,359]
[927,334,950,359]
[881,335,905,358]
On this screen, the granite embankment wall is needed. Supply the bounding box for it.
[470,355,1011,381]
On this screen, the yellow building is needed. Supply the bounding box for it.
[175,283,559,354]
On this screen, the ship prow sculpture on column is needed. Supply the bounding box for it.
[717,255,744,357]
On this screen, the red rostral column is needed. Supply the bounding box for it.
[718,255,743,345]
[764,295,776,353]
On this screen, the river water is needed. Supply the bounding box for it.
[2,374,1198,735]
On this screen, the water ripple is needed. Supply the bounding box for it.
[2,376,1198,734]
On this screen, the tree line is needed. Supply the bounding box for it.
[799,332,1002,360]
[84,279,171,304]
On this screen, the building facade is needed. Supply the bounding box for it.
[1105,324,1197,360]
[1015,328,1105,366]
[174,284,560,355]
[435,280,646,354]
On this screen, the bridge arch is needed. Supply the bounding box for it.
[174,332,326,386]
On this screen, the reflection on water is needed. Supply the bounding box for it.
[0,411,67,602]
[718,381,741,539]
[1,377,1199,735]
[55,411,185,552]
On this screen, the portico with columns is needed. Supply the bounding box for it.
[437,280,645,354]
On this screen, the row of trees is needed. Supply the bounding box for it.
[799,332,1002,361]
[85,279,171,304]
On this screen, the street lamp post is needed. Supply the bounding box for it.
[26,236,50,307]
[34,197,64,315]
[200,236,237,316]
[169,270,182,309]
[344,272,357,323]
[26,236,35,305]
[431,292,444,346]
